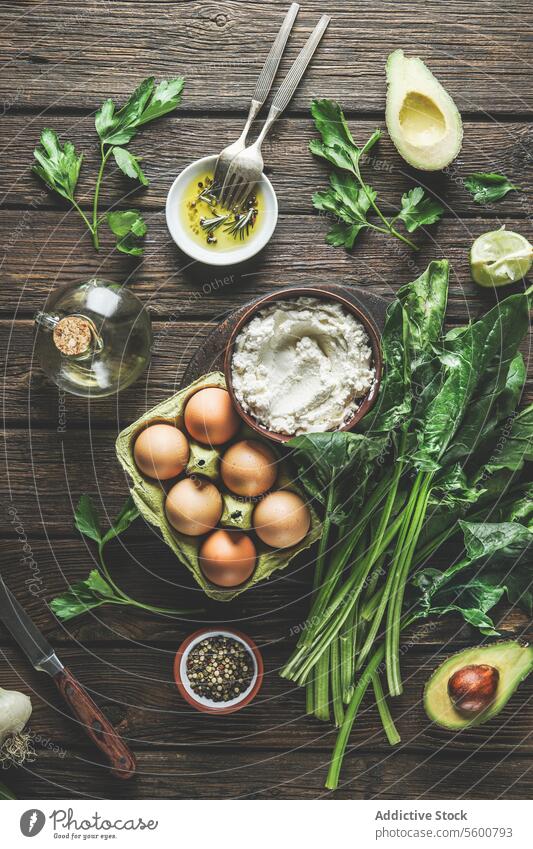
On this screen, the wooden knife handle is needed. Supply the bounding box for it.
[54,666,136,780]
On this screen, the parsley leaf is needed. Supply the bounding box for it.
[50,494,197,623]
[49,569,121,622]
[396,186,444,233]
[309,99,442,251]
[32,129,83,203]
[95,76,184,146]
[312,171,376,248]
[74,494,102,543]
[106,209,147,255]
[464,172,518,205]
[112,147,148,186]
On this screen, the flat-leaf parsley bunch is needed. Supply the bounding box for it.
[33,76,184,254]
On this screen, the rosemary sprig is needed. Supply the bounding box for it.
[224,207,258,240]
[199,213,228,235]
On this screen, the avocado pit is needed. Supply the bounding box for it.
[448,663,499,717]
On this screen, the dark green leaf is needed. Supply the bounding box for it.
[95,76,184,146]
[396,187,444,233]
[32,129,83,202]
[287,431,388,523]
[464,172,519,205]
[443,352,526,468]
[112,147,149,186]
[49,569,120,622]
[74,495,102,543]
[413,291,530,471]
[485,404,533,473]
[106,209,147,255]
[460,519,532,562]
[101,496,140,545]
[136,77,185,126]
[361,300,411,433]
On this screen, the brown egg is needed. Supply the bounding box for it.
[199,530,256,587]
[184,387,240,446]
[165,477,223,536]
[134,424,189,480]
[254,491,311,549]
[221,440,277,497]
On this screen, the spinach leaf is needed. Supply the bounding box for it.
[360,301,411,433]
[287,431,388,523]
[484,404,533,473]
[413,291,530,471]
[33,129,83,203]
[464,172,518,205]
[396,187,444,233]
[443,352,526,467]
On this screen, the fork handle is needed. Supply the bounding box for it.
[255,15,330,145]
[252,3,300,105]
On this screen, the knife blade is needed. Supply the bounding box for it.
[0,577,136,780]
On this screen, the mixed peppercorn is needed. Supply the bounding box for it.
[186,635,254,702]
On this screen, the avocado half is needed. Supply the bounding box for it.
[385,49,463,171]
[424,641,533,730]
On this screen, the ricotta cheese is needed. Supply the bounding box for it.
[231,297,375,436]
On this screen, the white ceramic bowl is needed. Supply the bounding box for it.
[165,155,278,266]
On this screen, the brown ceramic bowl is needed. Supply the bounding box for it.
[174,627,264,715]
[224,286,383,443]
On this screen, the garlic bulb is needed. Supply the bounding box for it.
[0,687,34,766]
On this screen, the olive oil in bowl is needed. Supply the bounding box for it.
[181,173,265,252]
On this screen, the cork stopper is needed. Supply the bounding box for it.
[53,316,93,356]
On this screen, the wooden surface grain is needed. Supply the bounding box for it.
[0,0,531,800]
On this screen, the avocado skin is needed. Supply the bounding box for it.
[424,641,533,730]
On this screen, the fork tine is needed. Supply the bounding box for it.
[233,180,254,210]
[219,169,236,207]
[223,174,244,210]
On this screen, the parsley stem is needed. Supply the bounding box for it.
[70,199,95,237]
[353,164,418,250]
[97,541,197,618]
[92,144,113,250]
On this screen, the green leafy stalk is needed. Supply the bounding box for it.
[309,99,444,251]
[372,674,400,746]
[33,76,184,253]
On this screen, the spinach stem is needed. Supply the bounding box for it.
[331,638,345,727]
[372,673,401,746]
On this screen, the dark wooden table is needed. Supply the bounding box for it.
[1,0,532,800]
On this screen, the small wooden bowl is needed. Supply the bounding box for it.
[223,286,383,443]
[174,628,264,715]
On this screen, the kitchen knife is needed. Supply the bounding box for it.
[0,577,136,779]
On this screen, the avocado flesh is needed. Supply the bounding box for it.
[424,641,533,730]
[385,49,463,171]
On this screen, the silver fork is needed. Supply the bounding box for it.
[212,3,300,189]
[219,14,330,211]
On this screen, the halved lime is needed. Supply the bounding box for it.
[470,227,533,287]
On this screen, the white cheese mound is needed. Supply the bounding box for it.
[231,297,375,436]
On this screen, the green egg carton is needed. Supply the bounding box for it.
[115,371,321,601]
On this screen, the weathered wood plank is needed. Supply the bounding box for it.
[6,747,533,800]
[1,211,532,320]
[1,319,531,426]
[3,114,532,216]
[1,643,532,754]
[1,1,532,115]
